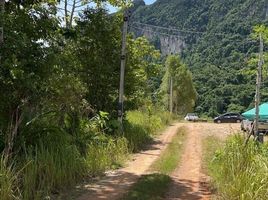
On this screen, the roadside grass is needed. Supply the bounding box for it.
[124,110,174,152]
[202,135,223,175]
[208,134,268,200]
[151,127,187,174]
[121,127,187,200]
[0,157,20,200]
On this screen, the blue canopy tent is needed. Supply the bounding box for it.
[242,103,268,120]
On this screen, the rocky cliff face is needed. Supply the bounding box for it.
[131,24,185,55]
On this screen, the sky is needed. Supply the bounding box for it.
[108,0,157,13]
[144,0,157,4]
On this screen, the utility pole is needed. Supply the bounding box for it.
[254,33,264,143]
[169,77,173,113]
[118,9,130,125]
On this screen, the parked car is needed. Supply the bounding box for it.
[184,113,199,121]
[214,113,243,123]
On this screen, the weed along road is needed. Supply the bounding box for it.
[74,122,240,200]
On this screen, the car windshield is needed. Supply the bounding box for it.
[187,113,197,116]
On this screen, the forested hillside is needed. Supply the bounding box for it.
[131,0,268,116]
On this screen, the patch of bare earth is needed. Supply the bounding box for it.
[74,123,182,200]
[166,123,240,200]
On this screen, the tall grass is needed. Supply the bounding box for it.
[209,135,268,200]
[0,157,20,200]
[86,137,128,176]
[124,110,173,152]
[20,137,87,200]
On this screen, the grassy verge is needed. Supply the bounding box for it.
[151,127,187,174]
[121,127,187,200]
[202,135,223,175]
[124,110,174,152]
[208,135,268,199]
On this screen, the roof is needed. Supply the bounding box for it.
[242,103,268,120]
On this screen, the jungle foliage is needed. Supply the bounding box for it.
[131,0,268,116]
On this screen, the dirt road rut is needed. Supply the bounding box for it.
[74,123,239,200]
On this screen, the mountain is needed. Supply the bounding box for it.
[130,0,268,116]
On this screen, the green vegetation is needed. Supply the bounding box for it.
[132,0,268,116]
[202,136,223,174]
[121,174,172,200]
[125,109,173,152]
[151,127,187,174]
[159,55,197,114]
[0,108,173,199]
[0,158,19,200]
[209,135,268,199]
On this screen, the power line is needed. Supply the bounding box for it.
[131,21,257,39]
[130,25,183,38]
[132,21,207,35]
[130,24,256,45]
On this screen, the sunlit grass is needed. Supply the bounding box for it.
[151,127,187,174]
[209,135,268,199]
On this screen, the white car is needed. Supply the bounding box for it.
[184,113,199,121]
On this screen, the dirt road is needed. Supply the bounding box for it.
[76,123,182,200]
[74,122,240,200]
[166,123,240,200]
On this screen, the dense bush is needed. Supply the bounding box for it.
[209,135,268,199]
[0,109,174,199]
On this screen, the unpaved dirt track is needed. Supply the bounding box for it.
[76,123,182,200]
[166,123,240,200]
[74,122,240,200]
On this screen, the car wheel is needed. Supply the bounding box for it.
[236,120,241,123]
[217,120,221,123]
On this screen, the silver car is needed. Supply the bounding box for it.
[184,113,199,121]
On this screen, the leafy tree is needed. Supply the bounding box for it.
[125,36,161,109]
[159,55,197,114]
[74,8,121,114]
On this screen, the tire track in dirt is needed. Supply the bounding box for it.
[75,123,182,200]
[166,123,240,200]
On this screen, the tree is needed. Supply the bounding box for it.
[0,0,60,157]
[125,36,161,109]
[57,0,131,29]
[159,55,197,114]
[74,8,122,114]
